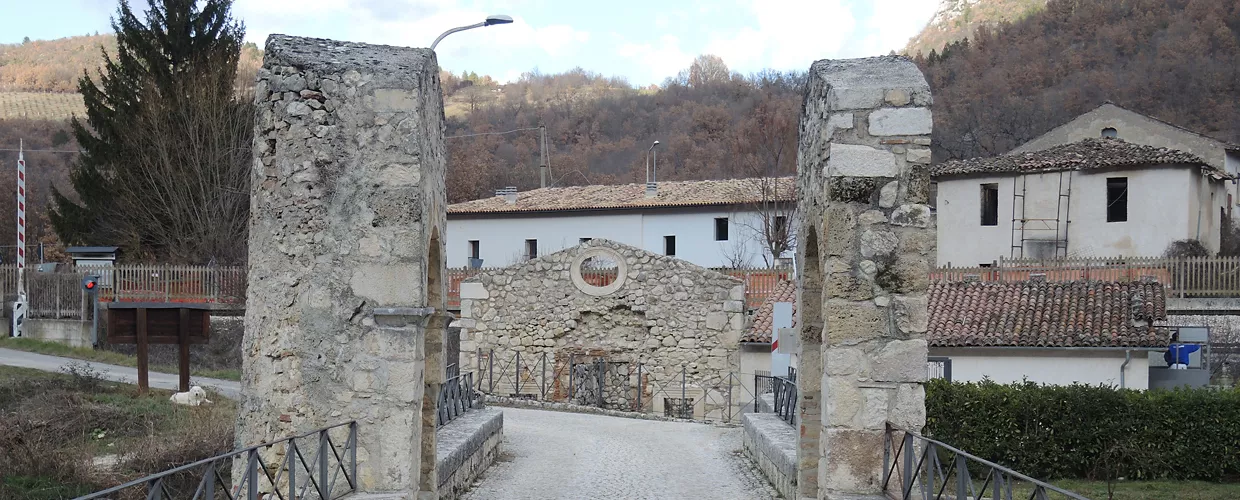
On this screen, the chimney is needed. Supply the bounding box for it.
[645,182,657,199]
[495,186,518,204]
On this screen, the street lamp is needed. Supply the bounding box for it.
[430,15,514,50]
[646,141,661,184]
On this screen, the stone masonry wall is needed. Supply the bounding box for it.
[796,56,935,499]
[237,35,447,497]
[458,239,746,420]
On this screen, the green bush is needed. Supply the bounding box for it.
[926,379,1240,481]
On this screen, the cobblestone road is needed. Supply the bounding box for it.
[461,407,777,500]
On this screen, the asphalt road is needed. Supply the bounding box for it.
[0,347,240,399]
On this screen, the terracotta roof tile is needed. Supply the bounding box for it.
[448,177,796,215]
[742,280,796,343]
[928,280,1168,348]
[931,138,1221,178]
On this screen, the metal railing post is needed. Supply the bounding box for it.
[681,366,687,418]
[569,354,575,401]
[247,449,259,500]
[515,351,522,395]
[541,352,548,398]
[319,430,330,499]
[902,432,914,499]
[636,363,642,410]
[287,441,297,496]
[204,460,217,499]
[956,454,968,500]
[489,349,495,393]
[350,422,358,488]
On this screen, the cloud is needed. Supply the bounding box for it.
[616,34,695,84]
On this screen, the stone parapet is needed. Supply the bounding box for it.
[436,408,504,500]
[742,413,798,500]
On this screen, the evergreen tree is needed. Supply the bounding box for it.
[50,0,249,263]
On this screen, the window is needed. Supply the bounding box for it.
[714,218,729,241]
[1106,177,1128,222]
[774,215,788,240]
[468,240,480,259]
[525,239,538,259]
[980,183,999,226]
[1101,127,1118,138]
[580,237,592,244]
[664,235,676,256]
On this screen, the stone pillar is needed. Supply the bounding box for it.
[237,35,448,498]
[795,56,935,499]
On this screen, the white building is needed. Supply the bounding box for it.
[446,177,796,269]
[933,138,1234,266]
[927,278,1169,390]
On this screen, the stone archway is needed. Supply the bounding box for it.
[795,56,935,499]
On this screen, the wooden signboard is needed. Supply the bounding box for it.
[106,303,212,394]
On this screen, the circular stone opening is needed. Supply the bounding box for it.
[571,247,628,296]
[580,255,619,287]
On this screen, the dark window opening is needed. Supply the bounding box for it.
[1102,127,1118,138]
[469,240,480,259]
[525,239,538,259]
[664,235,676,256]
[1107,177,1128,222]
[580,237,592,244]
[714,218,729,241]
[980,183,999,226]
[774,216,788,241]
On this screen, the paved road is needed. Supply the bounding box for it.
[0,348,240,399]
[461,407,777,500]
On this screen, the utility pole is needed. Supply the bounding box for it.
[540,125,548,188]
[12,140,27,338]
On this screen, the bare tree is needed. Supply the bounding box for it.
[686,54,730,88]
[730,93,798,268]
[719,238,753,268]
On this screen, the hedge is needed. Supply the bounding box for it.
[925,379,1240,481]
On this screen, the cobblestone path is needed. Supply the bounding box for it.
[461,407,778,500]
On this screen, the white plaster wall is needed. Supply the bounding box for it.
[935,166,1222,265]
[447,208,794,269]
[932,348,1151,390]
[739,344,773,404]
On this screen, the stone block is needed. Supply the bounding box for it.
[907,147,931,164]
[824,347,869,377]
[827,87,885,111]
[860,387,893,430]
[890,204,931,228]
[826,272,875,301]
[705,311,728,331]
[827,144,898,177]
[878,180,898,209]
[824,112,855,141]
[867,107,932,136]
[820,428,886,493]
[876,256,930,294]
[893,294,928,334]
[825,302,888,346]
[828,177,886,204]
[858,210,887,225]
[860,229,898,259]
[724,300,745,313]
[351,264,421,306]
[459,282,489,300]
[884,89,910,106]
[824,204,858,255]
[890,383,926,430]
[824,377,862,427]
[872,339,928,382]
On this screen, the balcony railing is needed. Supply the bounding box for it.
[932,255,1240,298]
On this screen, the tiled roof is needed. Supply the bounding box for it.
[448,177,796,215]
[742,280,796,343]
[931,138,1219,178]
[928,280,1168,348]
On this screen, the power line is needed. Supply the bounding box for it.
[0,148,81,153]
[445,127,542,139]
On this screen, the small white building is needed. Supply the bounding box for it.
[927,278,1169,390]
[446,177,796,269]
[933,138,1234,266]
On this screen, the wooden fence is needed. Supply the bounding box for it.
[447,266,791,310]
[0,264,246,321]
[931,256,1240,297]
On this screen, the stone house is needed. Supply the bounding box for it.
[446,177,796,269]
[928,278,1168,390]
[455,239,748,420]
[933,138,1234,265]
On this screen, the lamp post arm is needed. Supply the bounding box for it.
[431,22,488,51]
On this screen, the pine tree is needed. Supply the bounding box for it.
[50,0,249,263]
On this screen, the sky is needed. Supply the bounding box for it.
[0,0,942,86]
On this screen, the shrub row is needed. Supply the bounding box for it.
[925,379,1240,481]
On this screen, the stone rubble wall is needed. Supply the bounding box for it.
[458,239,747,420]
[436,407,504,500]
[237,34,447,496]
[796,56,936,499]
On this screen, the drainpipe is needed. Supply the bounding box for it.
[1120,349,1132,389]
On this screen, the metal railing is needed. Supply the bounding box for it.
[771,375,797,425]
[882,423,1087,500]
[0,264,247,311]
[932,255,1240,298]
[471,349,765,423]
[439,371,480,426]
[75,422,358,500]
[928,356,952,382]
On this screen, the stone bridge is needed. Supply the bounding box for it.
[236,33,932,500]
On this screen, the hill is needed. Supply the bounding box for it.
[0,34,262,94]
[0,92,85,120]
[905,0,1048,57]
[918,0,1240,161]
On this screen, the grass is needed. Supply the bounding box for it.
[0,337,242,381]
[928,474,1240,500]
[0,365,236,499]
